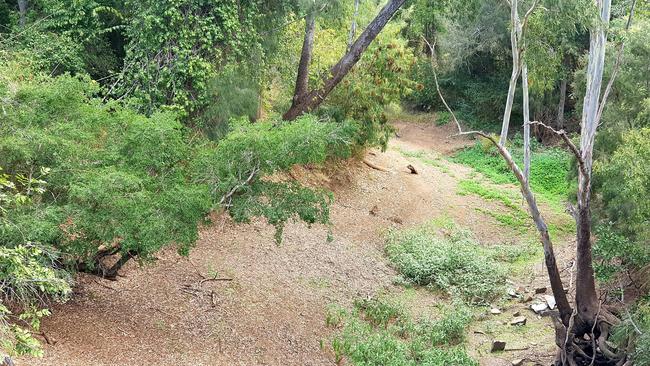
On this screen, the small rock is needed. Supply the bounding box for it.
[534,287,547,294]
[507,288,518,298]
[516,286,526,293]
[510,316,527,326]
[369,205,379,216]
[512,359,524,366]
[490,308,502,315]
[531,302,548,314]
[491,340,507,352]
[513,311,521,317]
[544,295,556,310]
[521,294,533,303]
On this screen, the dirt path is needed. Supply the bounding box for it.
[21,118,572,365]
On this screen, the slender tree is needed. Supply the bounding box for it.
[17,0,27,28]
[283,0,406,120]
[347,0,360,51]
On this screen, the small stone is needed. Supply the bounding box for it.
[510,316,527,326]
[516,286,526,293]
[490,308,502,315]
[513,311,521,317]
[531,302,548,314]
[521,294,533,303]
[369,205,379,216]
[507,288,518,298]
[491,340,507,352]
[534,287,547,294]
[512,359,524,366]
[544,295,557,310]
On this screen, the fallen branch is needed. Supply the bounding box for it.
[363,158,389,172]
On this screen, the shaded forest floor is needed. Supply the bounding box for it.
[20,115,576,365]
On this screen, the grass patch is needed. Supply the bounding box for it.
[327,296,477,366]
[385,224,506,305]
[452,138,572,208]
[457,179,519,211]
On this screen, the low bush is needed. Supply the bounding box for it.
[328,296,477,366]
[385,224,505,305]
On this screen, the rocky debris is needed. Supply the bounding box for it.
[531,302,548,314]
[491,340,507,352]
[510,316,527,326]
[534,287,547,294]
[507,288,518,298]
[490,308,502,315]
[512,359,524,366]
[521,294,533,303]
[544,295,556,310]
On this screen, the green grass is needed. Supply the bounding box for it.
[452,139,573,208]
[457,179,519,211]
[385,223,506,305]
[327,296,477,366]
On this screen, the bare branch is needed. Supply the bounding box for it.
[527,121,587,178]
[421,35,463,135]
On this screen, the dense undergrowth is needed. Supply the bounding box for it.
[326,296,477,366]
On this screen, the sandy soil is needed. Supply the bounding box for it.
[19,118,574,366]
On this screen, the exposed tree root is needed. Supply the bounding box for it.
[552,310,627,366]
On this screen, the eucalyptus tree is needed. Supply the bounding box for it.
[441,0,638,363]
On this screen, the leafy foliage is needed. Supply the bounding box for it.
[385,223,505,305]
[593,128,650,281]
[0,167,71,357]
[328,296,477,366]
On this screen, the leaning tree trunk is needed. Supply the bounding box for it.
[282,0,406,121]
[288,11,316,108]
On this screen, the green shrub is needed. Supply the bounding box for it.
[385,224,505,305]
[0,59,361,274]
[612,298,650,366]
[593,128,650,243]
[328,297,477,366]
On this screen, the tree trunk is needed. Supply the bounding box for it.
[347,0,360,52]
[493,138,572,323]
[290,11,316,106]
[17,0,27,28]
[522,62,531,182]
[556,79,567,129]
[499,0,521,146]
[574,0,611,325]
[283,0,406,120]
